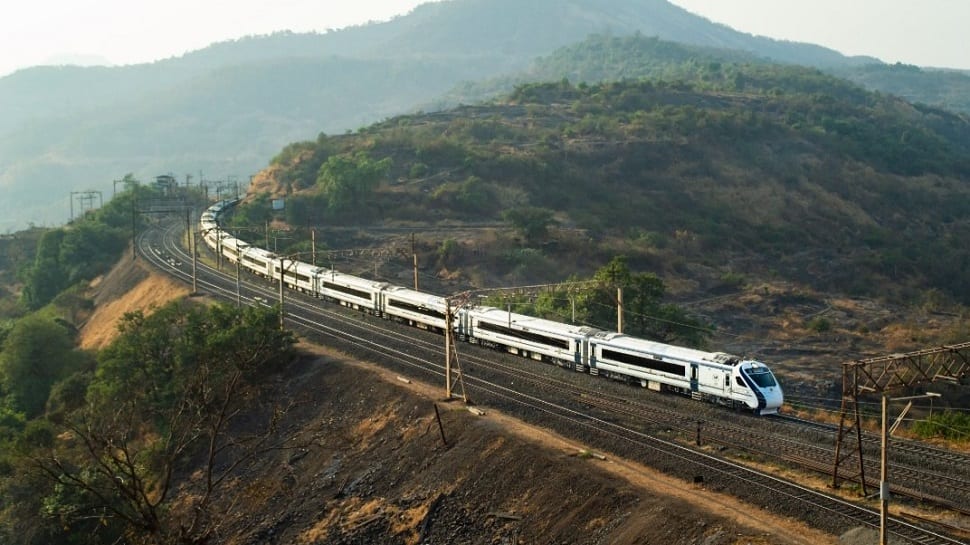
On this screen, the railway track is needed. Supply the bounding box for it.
[139,219,969,544]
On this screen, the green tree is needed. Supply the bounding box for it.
[0,315,89,418]
[58,221,126,284]
[587,257,709,345]
[503,206,556,244]
[19,230,68,310]
[316,152,391,214]
[484,257,708,347]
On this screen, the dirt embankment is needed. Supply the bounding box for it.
[79,256,190,350]
[211,346,838,545]
[80,256,839,544]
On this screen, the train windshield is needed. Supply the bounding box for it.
[744,366,777,388]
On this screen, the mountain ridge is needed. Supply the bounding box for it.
[0,0,953,232]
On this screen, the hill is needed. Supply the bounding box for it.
[832,63,970,113]
[0,0,894,233]
[435,33,970,115]
[251,70,970,309]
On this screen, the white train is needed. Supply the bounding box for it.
[200,200,783,414]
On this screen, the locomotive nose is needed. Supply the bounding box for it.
[760,385,784,415]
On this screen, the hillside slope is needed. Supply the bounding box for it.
[254,74,970,307]
[78,255,190,350]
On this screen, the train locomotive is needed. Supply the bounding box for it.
[200,200,783,414]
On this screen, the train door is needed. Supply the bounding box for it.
[574,338,585,371]
[376,290,386,318]
[689,363,699,392]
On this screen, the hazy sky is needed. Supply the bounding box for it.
[1,0,968,78]
[670,0,970,69]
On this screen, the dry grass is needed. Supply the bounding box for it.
[79,259,190,350]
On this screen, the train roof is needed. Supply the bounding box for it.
[473,307,599,338]
[291,260,326,276]
[592,332,740,366]
[384,286,448,308]
[242,246,275,261]
[221,236,248,250]
[204,198,238,216]
[321,270,388,290]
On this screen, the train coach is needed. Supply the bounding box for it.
[378,286,449,332]
[460,307,597,371]
[587,331,781,414]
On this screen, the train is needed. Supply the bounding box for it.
[200,199,783,415]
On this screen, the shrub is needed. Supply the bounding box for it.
[911,411,970,441]
[807,316,832,333]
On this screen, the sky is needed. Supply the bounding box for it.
[1,0,968,78]
[669,0,970,69]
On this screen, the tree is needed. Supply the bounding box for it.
[597,258,710,345]
[19,230,68,309]
[504,257,710,347]
[503,206,557,244]
[0,315,89,418]
[23,302,298,544]
[316,152,391,214]
[585,257,709,345]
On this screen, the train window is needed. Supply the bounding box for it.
[745,368,777,388]
[477,321,569,349]
[735,376,747,388]
[690,367,698,380]
[725,376,730,387]
[600,349,685,376]
[389,299,446,320]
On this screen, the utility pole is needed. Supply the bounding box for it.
[833,344,968,492]
[131,195,137,260]
[445,305,453,398]
[235,255,241,307]
[443,298,467,402]
[412,232,419,291]
[191,231,199,294]
[616,286,623,333]
[278,256,286,330]
[879,392,940,545]
[880,393,889,545]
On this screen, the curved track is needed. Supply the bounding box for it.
[138,218,969,545]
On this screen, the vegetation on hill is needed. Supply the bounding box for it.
[481,256,711,347]
[17,176,150,310]
[0,177,159,434]
[258,64,970,306]
[437,33,970,116]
